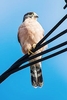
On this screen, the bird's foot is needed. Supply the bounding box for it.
[28,44,36,55]
[28,49,34,55]
[32,44,36,49]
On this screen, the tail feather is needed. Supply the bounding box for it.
[30,63,43,88]
[37,66,43,87]
[30,66,38,88]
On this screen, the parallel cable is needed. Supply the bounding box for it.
[0,48,67,83]
[36,14,67,46]
[4,29,67,74]
[32,29,67,52]
[5,15,67,73]
[15,48,67,72]
[15,41,67,62]
[0,41,67,83]
[9,29,67,70]
[0,15,67,83]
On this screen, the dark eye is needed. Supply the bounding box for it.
[29,16,32,18]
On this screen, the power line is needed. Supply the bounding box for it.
[3,14,67,74]
[0,15,67,83]
[0,48,67,83]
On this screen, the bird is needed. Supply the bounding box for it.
[18,12,47,88]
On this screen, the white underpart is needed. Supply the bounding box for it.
[34,69,37,80]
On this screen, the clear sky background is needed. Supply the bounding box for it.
[0,0,67,100]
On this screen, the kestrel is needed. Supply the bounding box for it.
[18,12,47,88]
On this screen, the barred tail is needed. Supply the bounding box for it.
[30,63,43,88]
[37,63,43,87]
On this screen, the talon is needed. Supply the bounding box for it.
[28,50,34,55]
[33,44,36,49]
[27,44,36,55]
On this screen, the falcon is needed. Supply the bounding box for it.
[18,12,47,88]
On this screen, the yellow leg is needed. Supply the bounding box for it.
[28,44,36,55]
[32,44,36,49]
[28,50,34,55]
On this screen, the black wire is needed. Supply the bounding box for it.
[0,48,66,83]
[0,41,67,83]
[32,29,67,52]
[36,14,67,46]
[63,4,67,9]
[0,15,67,83]
[4,14,67,73]
[9,29,67,69]
[15,41,67,62]
[1,29,67,76]
[14,48,67,72]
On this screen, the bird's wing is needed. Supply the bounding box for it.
[18,19,45,54]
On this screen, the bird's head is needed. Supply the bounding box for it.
[23,12,38,22]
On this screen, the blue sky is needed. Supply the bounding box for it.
[0,0,67,100]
